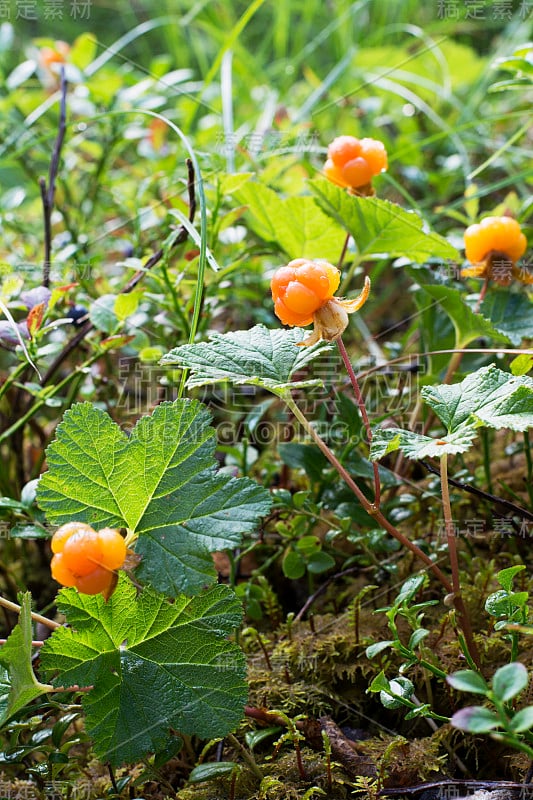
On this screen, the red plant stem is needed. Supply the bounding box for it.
[337,336,381,508]
[440,454,481,669]
[337,232,351,269]
[284,394,452,593]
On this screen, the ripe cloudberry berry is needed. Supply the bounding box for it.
[462,216,531,286]
[271,259,371,346]
[324,135,387,194]
[50,523,127,597]
[271,259,340,326]
[62,529,103,576]
[75,566,116,597]
[51,521,93,554]
[97,527,127,570]
[50,553,77,587]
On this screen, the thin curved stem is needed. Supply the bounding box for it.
[0,595,60,631]
[440,454,481,669]
[336,336,380,508]
[283,392,452,593]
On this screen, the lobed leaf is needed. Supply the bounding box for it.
[234,181,345,262]
[41,579,247,766]
[37,399,271,596]
[369,424,478,461]
[309,177,458,262]
[422,365,533,433]
[0,594,52,724]
[161,325,332,394]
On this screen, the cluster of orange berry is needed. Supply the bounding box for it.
[323,135,388,194]
[51,522,127,597]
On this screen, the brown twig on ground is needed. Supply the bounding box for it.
[421,460,533,522]
[40,66,68,289]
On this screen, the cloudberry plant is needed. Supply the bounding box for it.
[462,215,531,286]
[324,135,387,195]
[50,523,126,597]
[271,258,370,346]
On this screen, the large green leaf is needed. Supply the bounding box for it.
[480,291,533,346]
[309,177,458,262]
[370,424,478,461]
[422,365,533,433]
[37,400,271,596]
[418,284,508,348]
[40,579,247,766]
[371,365,533,461]
[234,181,345,261]
[0,593,52,724]
[161,325,331,395]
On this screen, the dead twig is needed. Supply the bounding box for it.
[40,66,68,289]
[40,158,196,387]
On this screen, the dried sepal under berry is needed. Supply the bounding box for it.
[298,276,371,346]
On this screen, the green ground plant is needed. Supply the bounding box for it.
[0,3,532,798]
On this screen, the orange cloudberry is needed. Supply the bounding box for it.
[462,216,531,286]
[271,258,370,346]
[324,135,387,195]
[50,523,127,598]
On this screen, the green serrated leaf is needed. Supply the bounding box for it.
[418,284,509,348]
[161,325,331,394]
[309,177,458,262]
[447,670,489,695]
[37,400,271,596]
[479,291,533,346]
[492,662,528,702]
[422,365,533,433]
[0,594,52,724]
[370,423,478,461]
[40,579,247,766]
[234,181,345,261]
